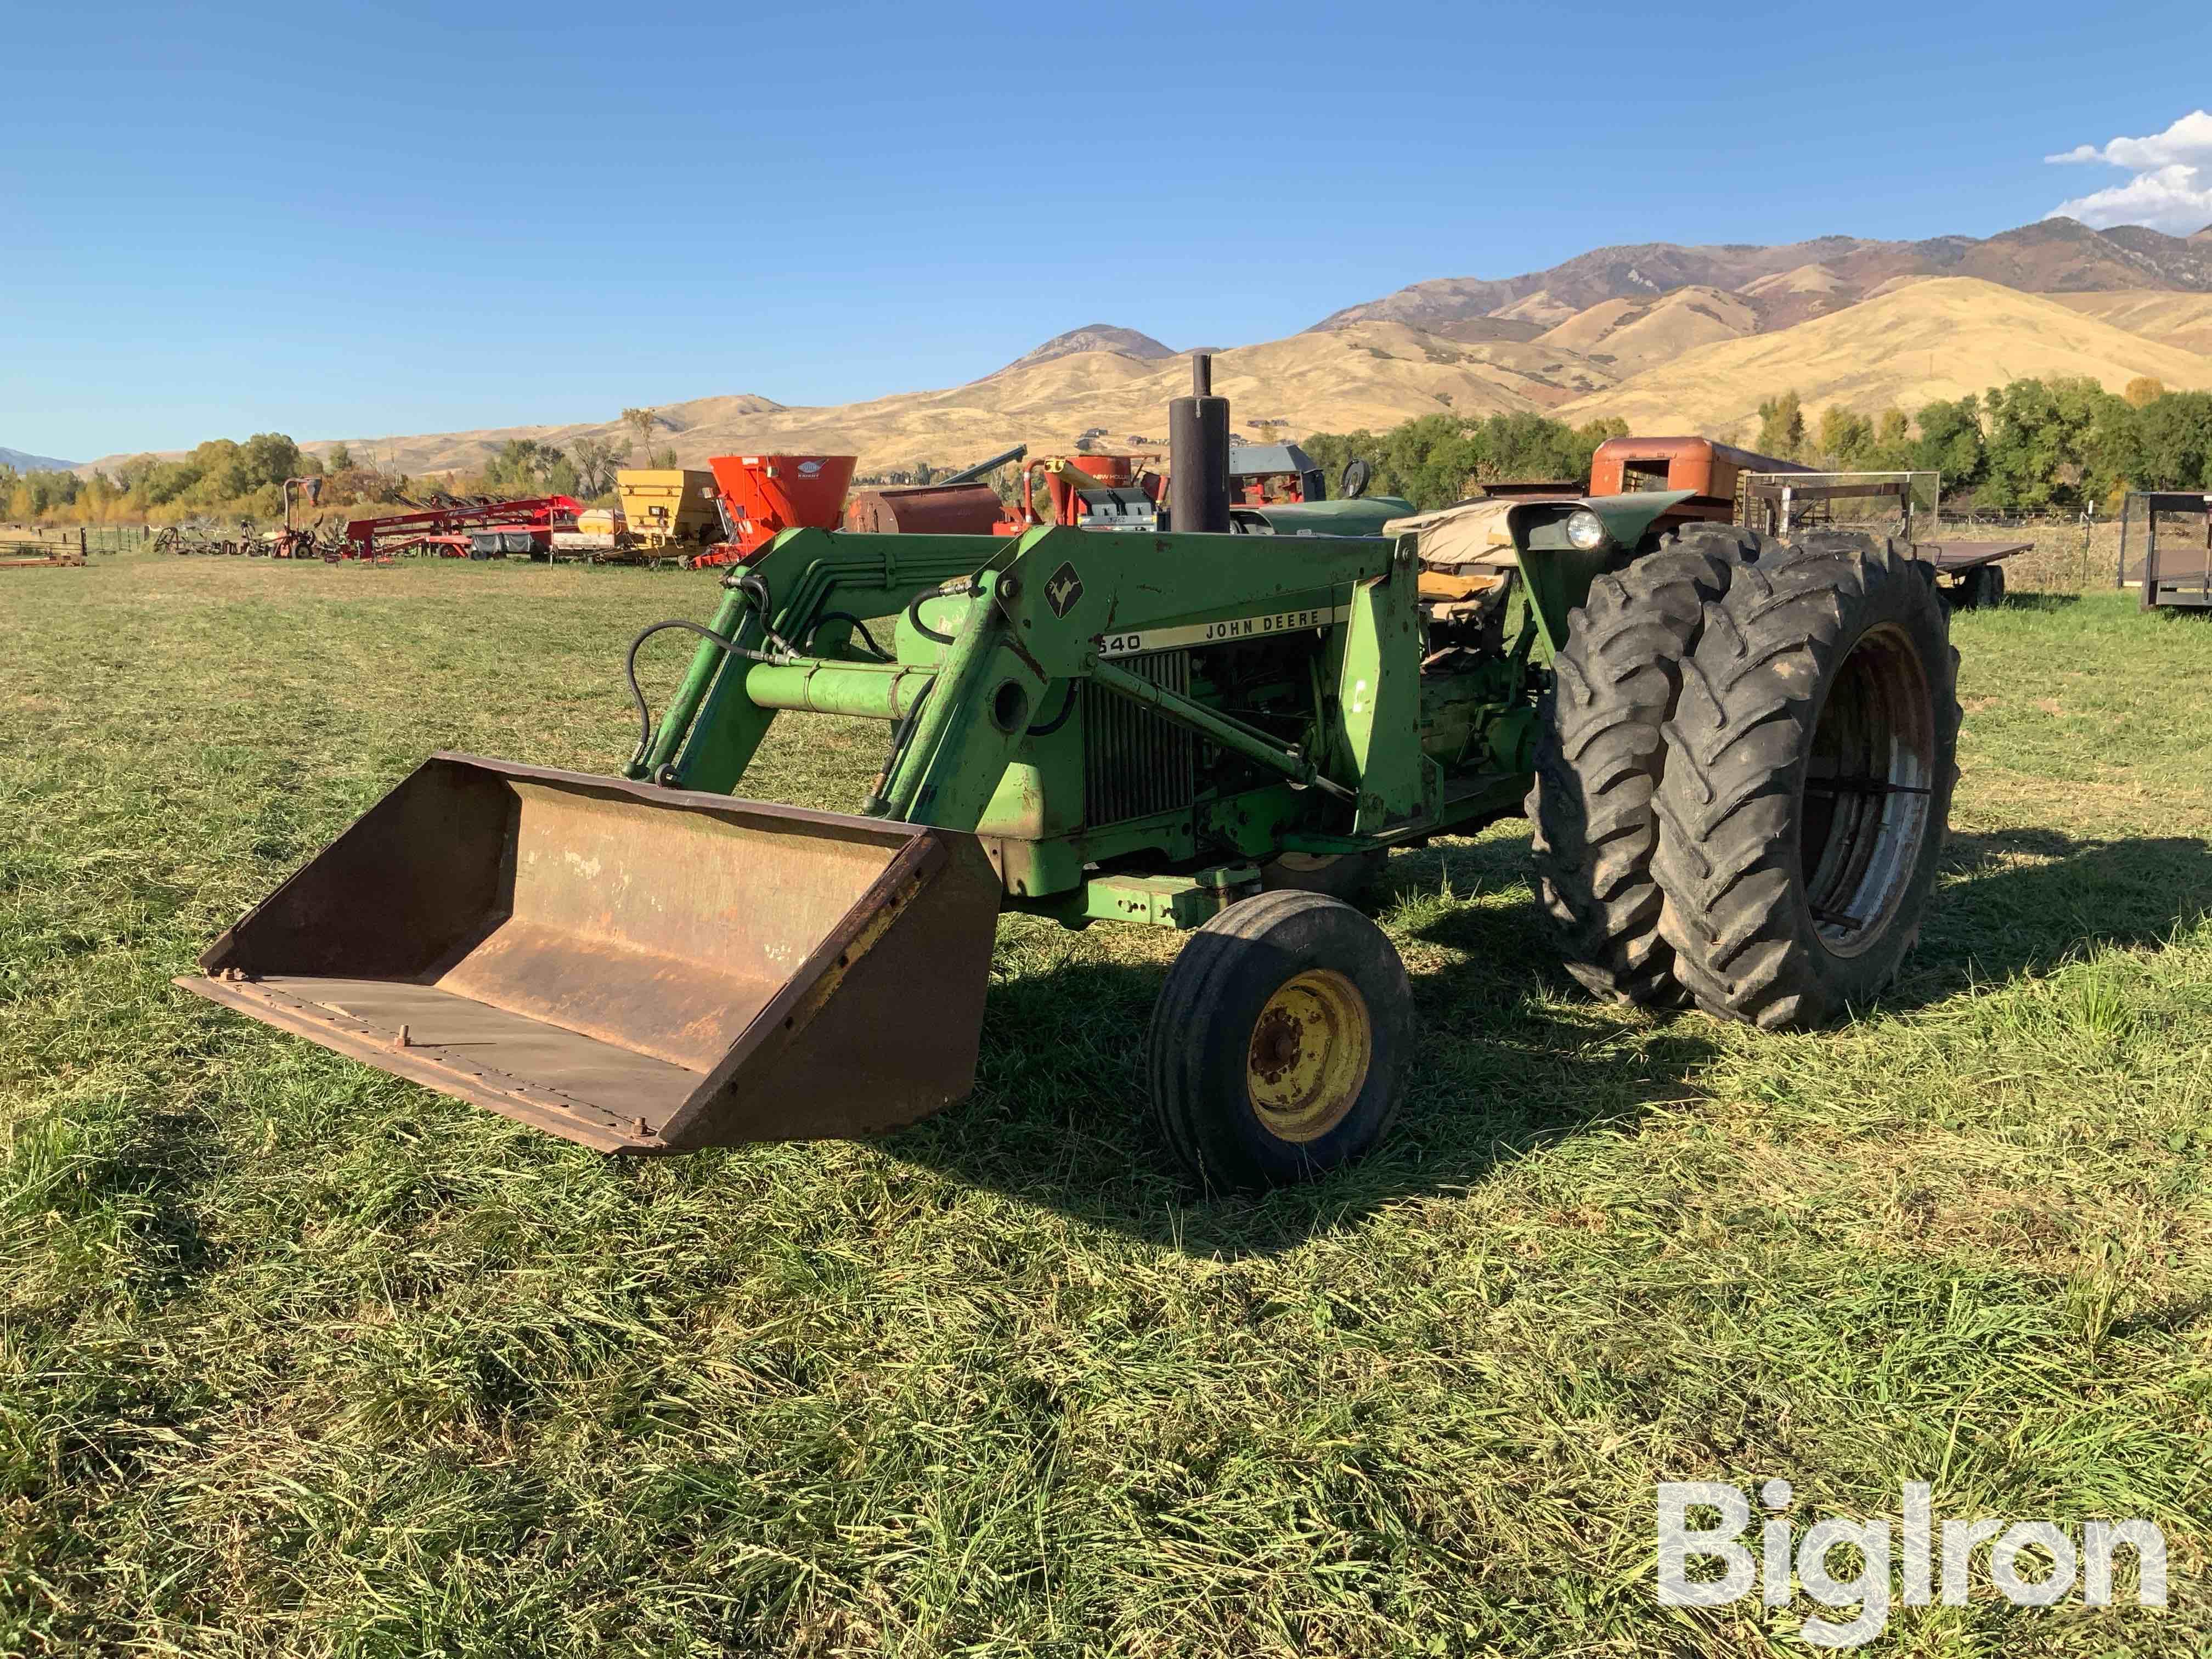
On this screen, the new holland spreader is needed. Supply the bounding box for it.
[183,366,1961,1188]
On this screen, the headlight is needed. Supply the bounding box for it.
[1564,508,1609,551]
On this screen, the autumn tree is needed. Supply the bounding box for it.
[1815,407,1875,470]
[1754,390,1807,460]
[1869,409,1913,470]
[480,439,580,497]
[1297,411,1626,510]
[571,436,628,497]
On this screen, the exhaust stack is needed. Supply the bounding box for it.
[1169,352,1231,534]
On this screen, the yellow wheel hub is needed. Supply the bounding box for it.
[1244,968,1373,1143]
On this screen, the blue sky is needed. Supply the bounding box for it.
[5,0,2210,461]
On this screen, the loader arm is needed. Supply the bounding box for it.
[639,528,1023,791]
[645,523,1423,847]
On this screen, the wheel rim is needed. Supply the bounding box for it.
[1800,622,1936,957]
[1245,968,1373,1142]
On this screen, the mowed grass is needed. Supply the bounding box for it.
[2,554,2210,1656]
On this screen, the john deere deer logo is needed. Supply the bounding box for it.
[1045,561,1083,617]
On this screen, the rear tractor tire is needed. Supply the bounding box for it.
[1146,890,1412,1190]
[1525,523,1770,1006]
[1653,534,1960,1029]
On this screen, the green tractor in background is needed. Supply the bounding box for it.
[182,367,1960,1190]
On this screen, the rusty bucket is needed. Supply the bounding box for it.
[177,754,1003,1153]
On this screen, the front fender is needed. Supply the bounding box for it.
[1509,489,1696,654]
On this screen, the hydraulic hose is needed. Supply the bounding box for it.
[1024,680,1077,737]
[625,618,778,775]
[862,679,933,817]
[906,584,958,645]
[804,610,891,662]
[733,571,799,658]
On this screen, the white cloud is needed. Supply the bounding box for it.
[2045,110,2212,234]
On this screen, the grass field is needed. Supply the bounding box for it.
[3,552,2209,1656]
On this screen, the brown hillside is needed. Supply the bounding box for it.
[82,239,2212,486]
[1488,289,1580,327]
[2048,292,2212,358]
[1425,316,1548,346]
[1314,218,2212,336]
[1739,263,1846,297]
[992,324,1176,373]
[1536,287,1757,375]
[1556,278,2212,440]
[1734,262,1859,328]
[247,323,1616,481]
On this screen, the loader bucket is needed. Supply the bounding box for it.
[176,754,1004,1154]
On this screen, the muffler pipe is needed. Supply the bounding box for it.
[1169,352,1231,534]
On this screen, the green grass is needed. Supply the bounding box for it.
[2,555,2209,1656]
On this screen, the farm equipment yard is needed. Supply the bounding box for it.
[3,537,2208,1650]
[19,0,2212,1643]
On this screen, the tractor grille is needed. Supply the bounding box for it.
[1082,649,1197,827]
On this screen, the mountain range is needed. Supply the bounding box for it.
[74,216,2212,480]
[1314,217,2212,335]
[1,446,83,474]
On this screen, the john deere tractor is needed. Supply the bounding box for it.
[184,371,1959,1189]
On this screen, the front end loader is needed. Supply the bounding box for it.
[183,390,1960,1188]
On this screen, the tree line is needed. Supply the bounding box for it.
[13,380,2211,526]
[1299,377,2212,516]
[1299,412,1632,511]
[1743,377,2211,512]
[5,432,318,524]
[3,406,684,526]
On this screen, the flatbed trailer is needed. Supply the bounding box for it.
[1589,443,2013,606]
[2119,491,2212,611]
[1912,538,2032,609]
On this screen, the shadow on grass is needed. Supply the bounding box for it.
[891,828,1720,1256]
[890,824,2212,1255]
[1902,827,2212,1006]
[1977,591,2082,612]
[14,1102,232,1314]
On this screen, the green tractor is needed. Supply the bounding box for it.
[183,381,1959,1190]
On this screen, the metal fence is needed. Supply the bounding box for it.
[0,524,156,555]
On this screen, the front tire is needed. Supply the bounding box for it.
[1653,534,1960,1029]
[1147,890,1412,1189]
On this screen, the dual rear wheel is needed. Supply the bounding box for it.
[1530,528,1960,1027]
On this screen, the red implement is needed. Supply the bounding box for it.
[706,455,856,560]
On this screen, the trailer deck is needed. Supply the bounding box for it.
[1910,538,2030,609]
